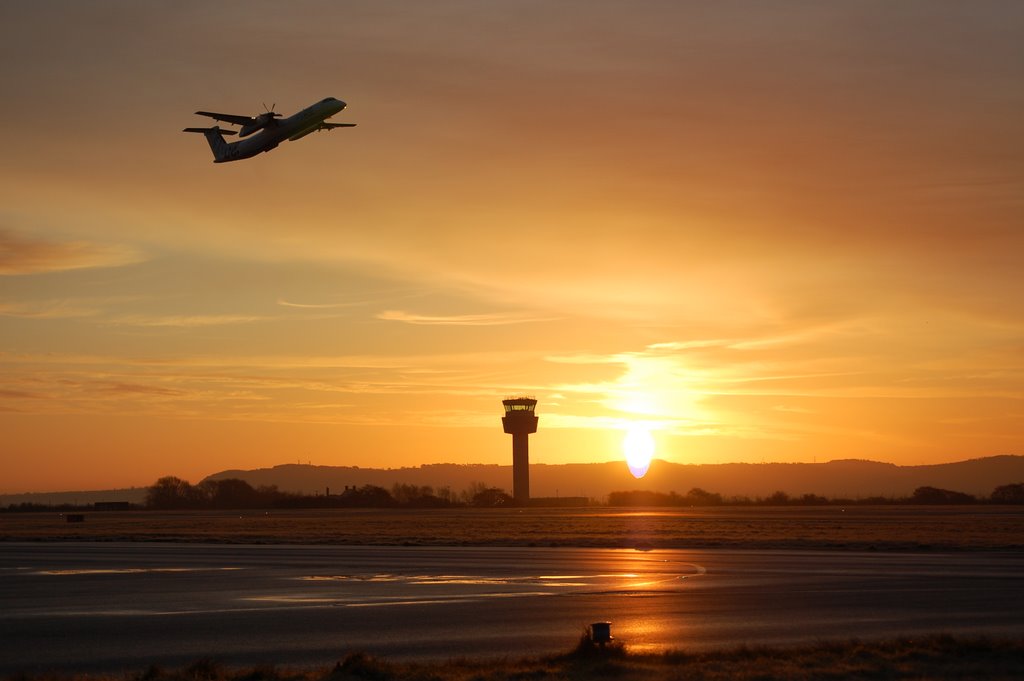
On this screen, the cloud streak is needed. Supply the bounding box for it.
[277,299,362,309]
[107,314,269,328]
[0,229,144,275]
[377,309,555,326]
[0,300,102,319]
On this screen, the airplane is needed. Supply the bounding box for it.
[184,97,355,163]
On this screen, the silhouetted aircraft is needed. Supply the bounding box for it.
[183,97,355,163]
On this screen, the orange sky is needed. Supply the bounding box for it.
[1,2,1022,493]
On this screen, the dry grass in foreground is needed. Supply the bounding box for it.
[7,635,1024,681]
[4,506,1023,551]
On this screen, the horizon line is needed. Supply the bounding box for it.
[3,454,1020,497]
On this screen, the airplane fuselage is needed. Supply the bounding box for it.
[221,97,346,162]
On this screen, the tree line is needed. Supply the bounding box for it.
[143,476,513,510]
[6,479,1023,513]
[147,478,1024,509]
[607,483,1024,507]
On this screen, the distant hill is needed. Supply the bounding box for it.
[6,456,1019,507]
[202,455,1024,501]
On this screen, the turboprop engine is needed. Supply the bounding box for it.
[239,111,281,137]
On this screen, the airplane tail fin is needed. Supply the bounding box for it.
[182,126,236,163]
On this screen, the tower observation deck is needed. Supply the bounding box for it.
[502,397,538,506]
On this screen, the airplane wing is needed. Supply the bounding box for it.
[194,111,256,126]
[288,121,358,141]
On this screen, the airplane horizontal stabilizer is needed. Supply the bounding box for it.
[183,127,237,136]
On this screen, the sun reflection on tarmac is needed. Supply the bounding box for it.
[273,555,706,609]
[608,551,690,649]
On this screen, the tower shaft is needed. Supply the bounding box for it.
[512,432,530,505]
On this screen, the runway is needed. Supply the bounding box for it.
[2,543,1022,673]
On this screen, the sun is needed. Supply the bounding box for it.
[623,425,655,479]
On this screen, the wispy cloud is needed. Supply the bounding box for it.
[0,388,44,400]
[0,295,141,320]
[545,352,628,365]
[772,404,816,414]
[0,229,144,275]
[377,309,554,326]
[0,350,535,371]
[277,298,362,309]
[0,300,102,319]
[108,314,268,328]
[94,382,186,397]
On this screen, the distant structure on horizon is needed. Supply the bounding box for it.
[502,396,538,506]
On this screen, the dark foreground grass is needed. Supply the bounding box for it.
[5,507,1024,551]
[6,635,1023,681]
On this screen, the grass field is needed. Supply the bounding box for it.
[6,635,1022,681]
[2,506,1023,551]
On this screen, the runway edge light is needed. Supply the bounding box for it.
[590,621,613,645]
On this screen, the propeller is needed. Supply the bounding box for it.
[239,103,282,137]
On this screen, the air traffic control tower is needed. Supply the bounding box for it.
[502,397,538,506]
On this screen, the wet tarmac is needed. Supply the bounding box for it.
[1,543,1022,673]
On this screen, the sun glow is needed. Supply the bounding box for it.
[623,425,655,479]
